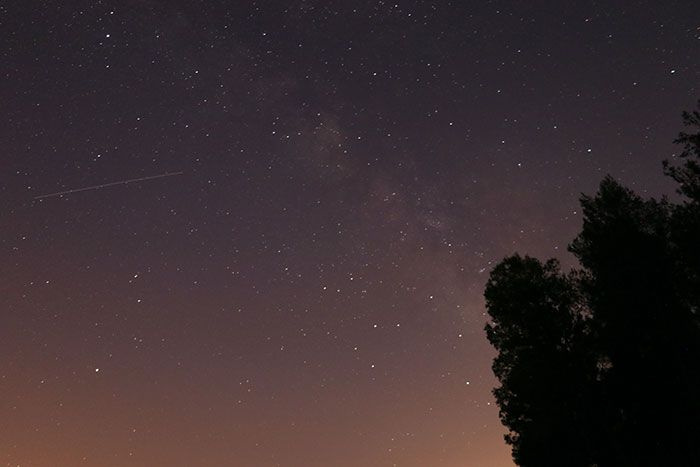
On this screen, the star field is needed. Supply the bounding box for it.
[1,1,698,466]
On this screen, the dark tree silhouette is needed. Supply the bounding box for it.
[485,256,597,467]
[485,103,700,467]
[664,100,700,201]
[666,102,700,335]
[570,178,700,466]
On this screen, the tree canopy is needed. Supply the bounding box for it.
[484,102,700,467]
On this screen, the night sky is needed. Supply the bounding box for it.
[2,1,698,466]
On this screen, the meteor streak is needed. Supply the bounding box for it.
[34,171,184,200]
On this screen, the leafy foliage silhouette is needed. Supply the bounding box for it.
[485,103,700,467]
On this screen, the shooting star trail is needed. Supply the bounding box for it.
[34,171,184,200]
